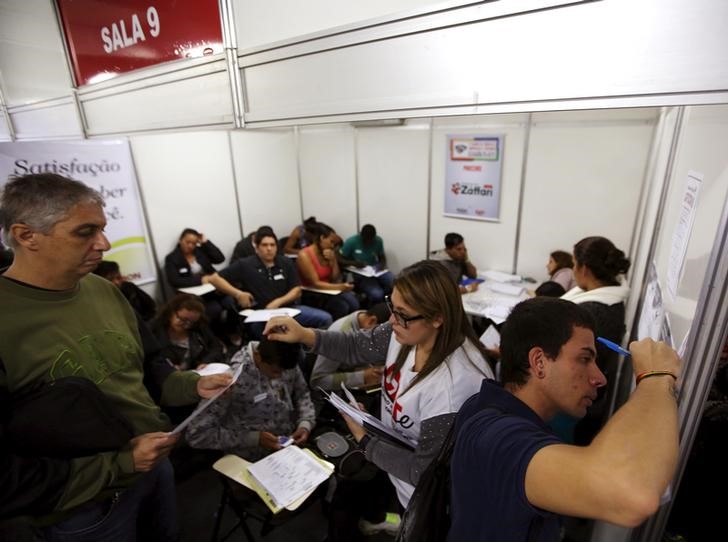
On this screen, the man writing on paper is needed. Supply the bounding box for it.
[431,232,479,293]
[215,228,332,338]
[186,337,316,461]
[448,297,680,541]
[0,173,231,540]
[339,224,394,304]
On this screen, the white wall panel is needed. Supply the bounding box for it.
[81,62,233,136]
[298,125,357,238]
[0,0,74,105]
[241,0,728,124]
[430,113,528,274]
[229,129,300,239]
[233,0,452,52]
[129,131,241,275]
[9,98,83,140]
[516,109,657,281]
[356,121,431,274]
[0,112,11,141]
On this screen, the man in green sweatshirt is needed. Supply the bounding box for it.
[0,173,231,540]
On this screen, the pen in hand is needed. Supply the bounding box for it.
[596,337,631,357]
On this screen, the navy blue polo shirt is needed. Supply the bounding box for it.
[449,380,561,542]
[219,255,300,307]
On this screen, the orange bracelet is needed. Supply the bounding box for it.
[635,370,677,386]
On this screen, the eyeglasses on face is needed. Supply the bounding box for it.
[175,312,199,327]
[385,295,425,329]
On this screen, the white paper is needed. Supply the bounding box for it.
[239,307,301,322]
[346,265,389,278]
[192,363,232,376]
[170,361,244,435]
[178,283,216,296]
[666,171,703,300]
[479,325,501,349]
[247,445,332,508]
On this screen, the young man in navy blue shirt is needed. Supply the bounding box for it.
[449,297,680,541]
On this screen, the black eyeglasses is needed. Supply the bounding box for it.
[175,312,199,327]
[385,295,425,329]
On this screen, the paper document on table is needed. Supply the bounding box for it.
[246,445,332,509]
[178,283,216,296]
[239,307,301,322]
[480,325,501,349]
[213,452,333,514]
[347,266,389,278]
[481,270,521,283]
[170,361,244,435]
[487,282,525,296]
[322,386,416,450]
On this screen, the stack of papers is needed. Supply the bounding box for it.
[246,446,333,509]
[488,282,525,296]
[178,283,216,296]
[320,385,416,451]
[239,307,301,322]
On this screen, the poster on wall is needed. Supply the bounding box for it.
[666,170,703,301]
[56,0,223,86]
[0,140,157,284]
[444,135,504,221]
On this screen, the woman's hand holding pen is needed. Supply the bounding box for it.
[263,316,317,348]
[363,366,384,386]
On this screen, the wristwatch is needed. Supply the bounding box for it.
[357,434,371,451]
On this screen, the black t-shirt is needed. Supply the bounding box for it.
[219,255,300,307]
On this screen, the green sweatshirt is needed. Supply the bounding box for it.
[0,273,199,516]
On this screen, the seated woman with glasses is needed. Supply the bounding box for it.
[151,293,228,372]
[264,260,494,537]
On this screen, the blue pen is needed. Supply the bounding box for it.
[596,337,630,357]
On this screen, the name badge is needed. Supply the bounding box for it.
[273,274,284,280]
[180,267,189,273]
[254,392,268,403]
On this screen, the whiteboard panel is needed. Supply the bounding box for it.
[242,0,728,123]
[9,99,83,140]
[129,131,241,270]
[652,104,728,346]
[517,109,657,281]
[356,122,431,274]
[0,0,74,105]
[430,113,528,274]
[229,129,301,239]
[82,69,233,135]
[298,125,357,238]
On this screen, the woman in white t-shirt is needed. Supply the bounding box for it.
[264,260,494,508]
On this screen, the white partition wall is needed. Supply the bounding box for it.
[430,113,529,274]
[298,125,358,237]
[229,128,301,238]
[356,120,431,273]
[517,109,658,280]
[129,131,241,272]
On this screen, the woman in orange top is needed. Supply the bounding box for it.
[297,222,359,321]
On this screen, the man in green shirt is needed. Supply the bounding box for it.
[0,173,231,540]
[339,224,394,304]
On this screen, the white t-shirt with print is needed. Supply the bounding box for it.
[381,335,493,506]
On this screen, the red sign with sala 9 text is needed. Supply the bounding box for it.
[56,0,223,87]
